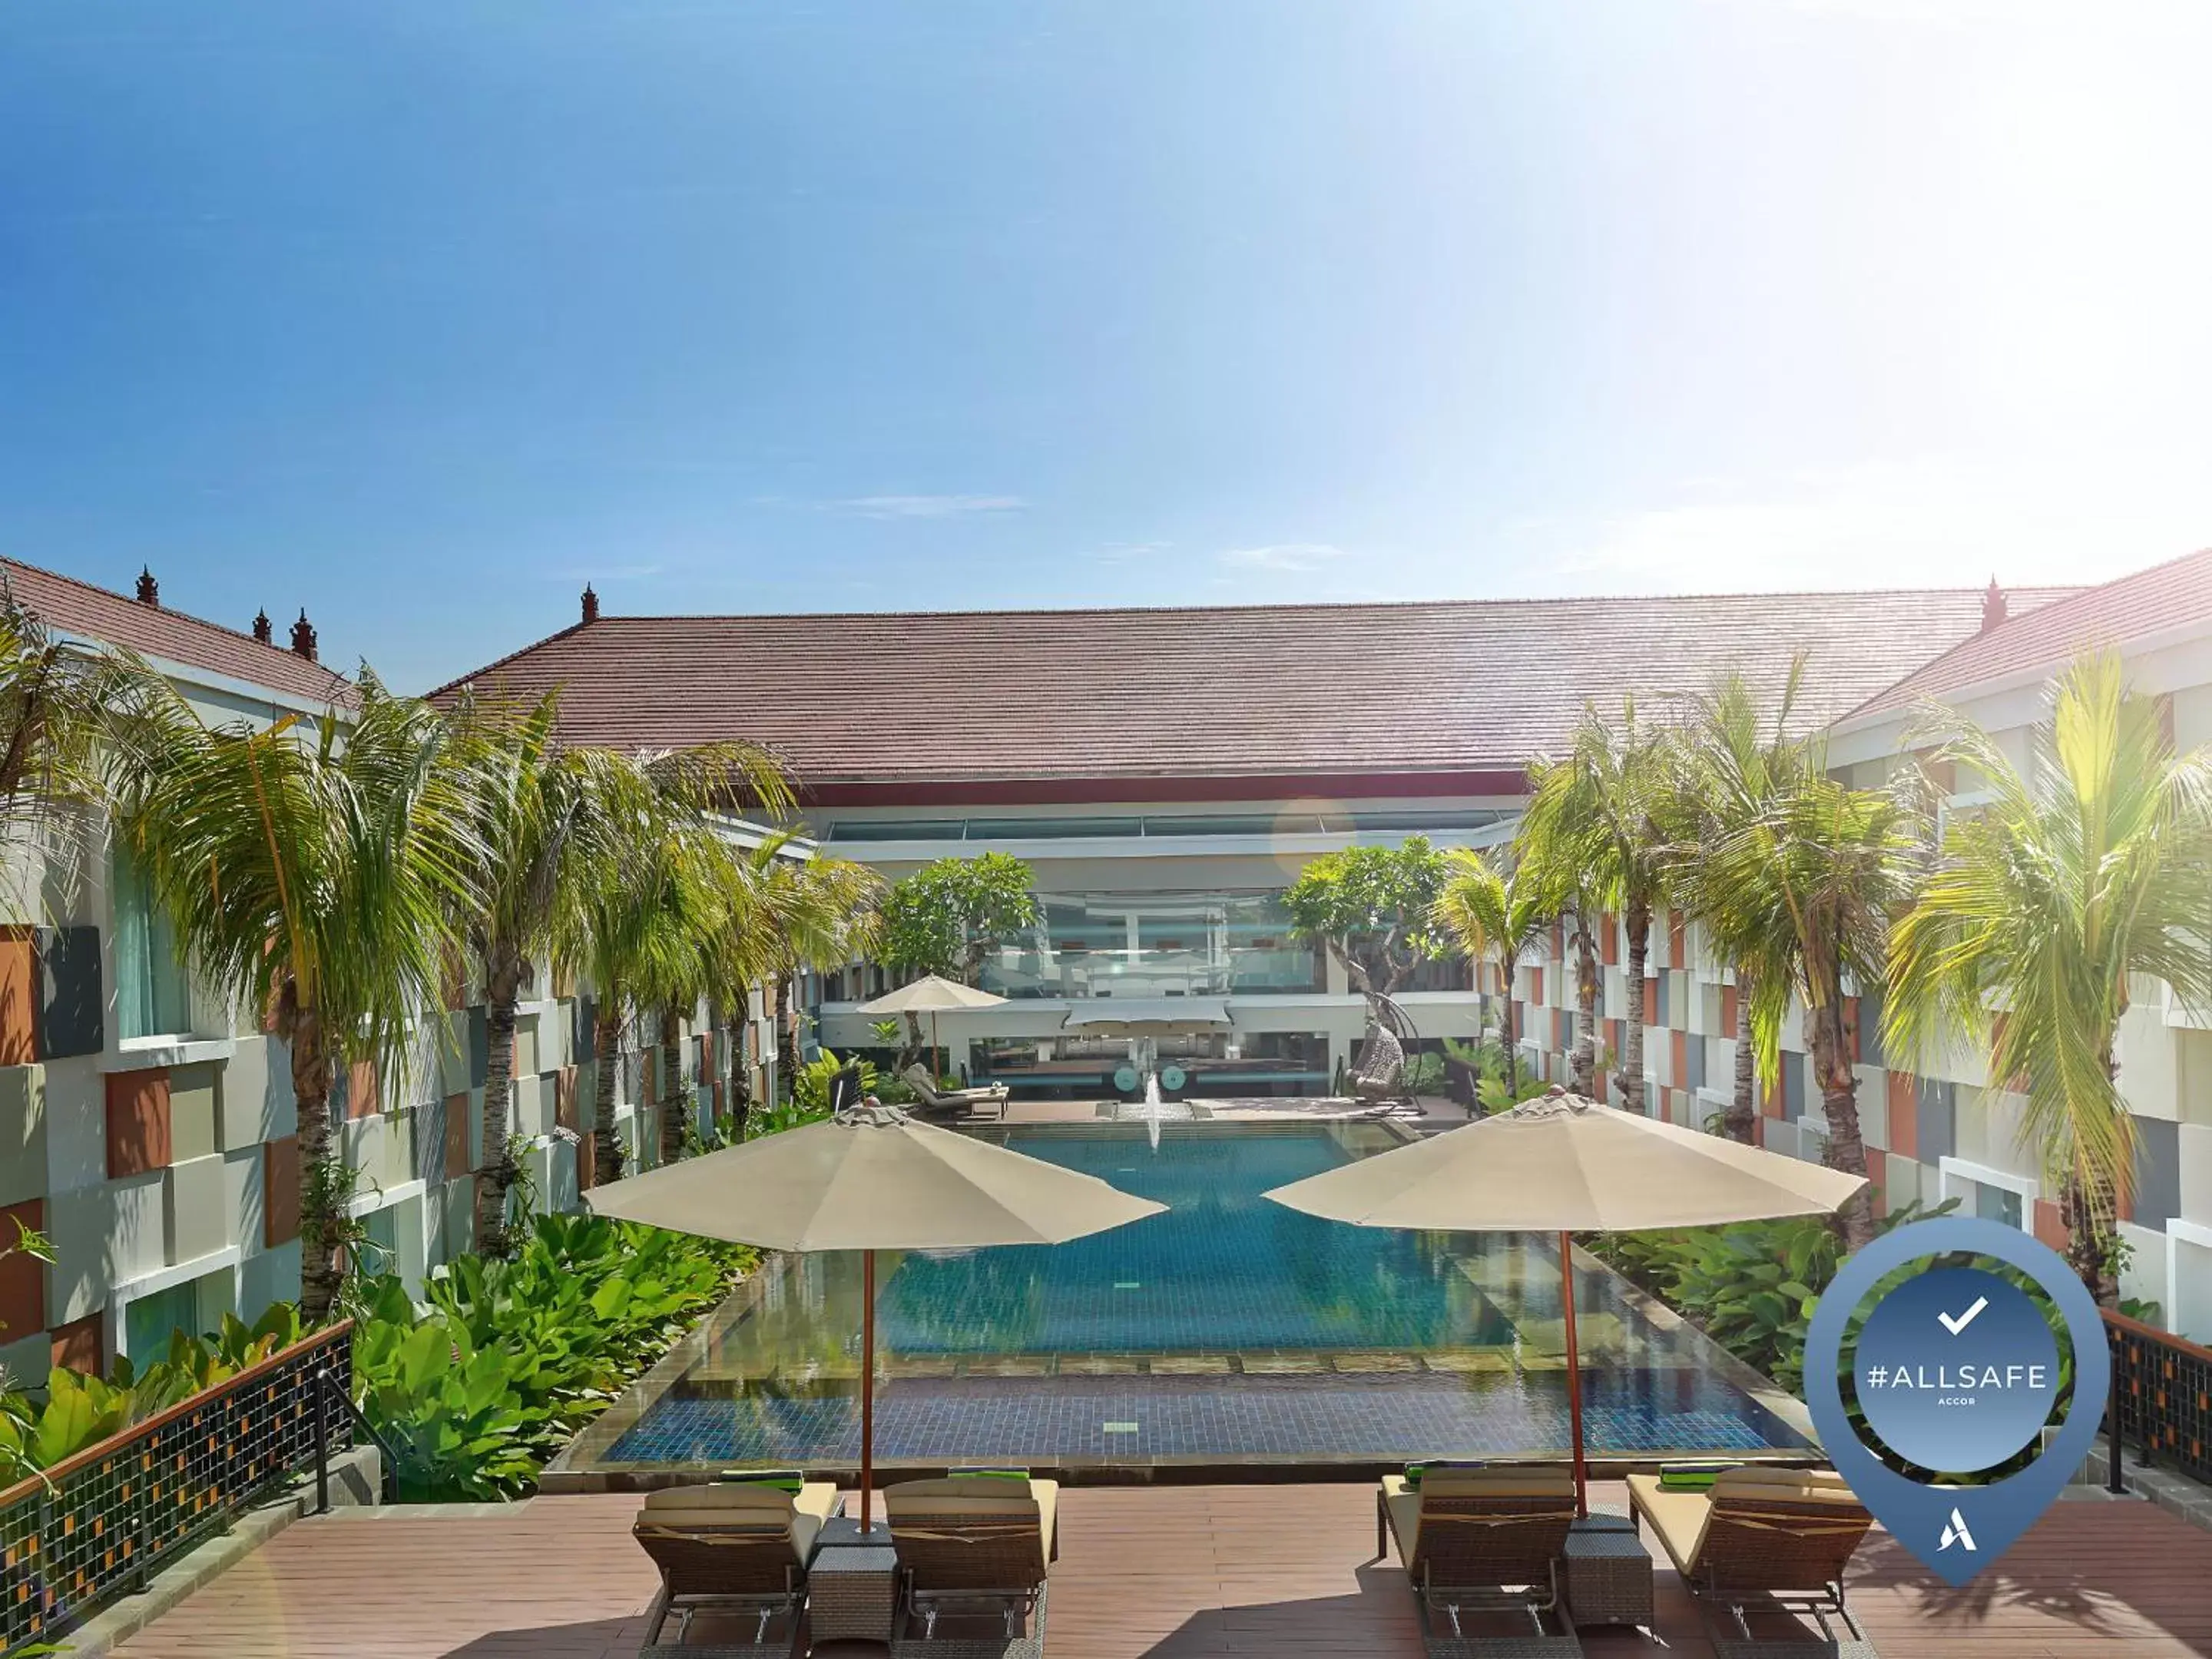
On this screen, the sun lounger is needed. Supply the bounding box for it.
[883,1474,1058,1651]
[902,1065,1011,1121]
[631,1476,840,1654]
[1626,1465,1877,1657]
[1377,1464,1581,1656]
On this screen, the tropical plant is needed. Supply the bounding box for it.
[1283,836,1451,998]
[446,687,793,1251]
[0,587,147,912]
[1589,1197,1956,1389]
[1519,700,1680,1111]
[1432,847,1553,1096]
[723,834,882,1118]
[878,853,1035,985]
[104,672,488,1320]
[1696,767,1918,1249]
[1885,654,2212,1303]
[1667,661,1819,1143]
[1512,786,1604,1098]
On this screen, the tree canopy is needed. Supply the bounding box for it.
[1282,836,1451,996]
[877,853,1038,985]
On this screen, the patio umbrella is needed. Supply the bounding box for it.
[586,1094,1162,1528]
[1263,1086,1864,1515]
[859,972,1006,1080]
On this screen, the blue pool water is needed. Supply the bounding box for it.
[587,1123,1814,1472]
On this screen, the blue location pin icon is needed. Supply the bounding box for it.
[1803,1215,2111,1587]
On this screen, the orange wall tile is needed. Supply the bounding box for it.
[1641,978,1658,1026]
[0,1197,45,1341]
[0,926,34,1065]
[1667,912,1686,970]
[1720,982,1738,1035]
[2033,1199,2068,1253]
[105,1068,171,1177]
[263,1136,301,1246]
[347,1059,380,1120]
[1600,916,1619,967]
[1671,1028,1687,1084]
[50,1313,101,1375]
[1886,1070,1918,1160]
[1865,1147,1888,1218]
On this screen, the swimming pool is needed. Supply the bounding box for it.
[559,1122,1815,1478]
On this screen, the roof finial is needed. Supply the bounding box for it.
[251,608,273,644]
[135,567,159,607]
[581,583,600,624]
[290,608,319,662]
[1982,576,2008,634]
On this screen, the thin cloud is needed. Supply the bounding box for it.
[1219,542,1352,573]
[1089,539,1170,565]
[836,494,1027,519]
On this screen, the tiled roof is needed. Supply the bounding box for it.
[432,587,2075,788]
[1,557,354,707]
[1843,548,2212,723]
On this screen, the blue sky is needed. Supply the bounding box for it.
[3,1,2210,691]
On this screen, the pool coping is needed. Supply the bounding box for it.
[539,1116,1824,1494]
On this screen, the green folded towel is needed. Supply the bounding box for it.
[717,1468,806,1492]
[1404,1459,1488,1488]
[952,1466,1032,1482]
[1657,1462,1734,1491]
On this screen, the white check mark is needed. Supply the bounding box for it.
[1936,1296,1989,1336]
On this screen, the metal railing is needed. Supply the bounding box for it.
[2103,1308,2212,1492]
[1,1321,354,1657]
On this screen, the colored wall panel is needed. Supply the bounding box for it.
[34,925,103,1059]
[2134,1116,2181,1227]
[104,1068,171,1177]
[167,1061,219,1163]
[263,1136,300,1246]
[442,1093,470,1179]
[0,1197,45,1341]
[1887,1070,1919,1159]
[50,1312,101,1375]
[0,926,35,1065]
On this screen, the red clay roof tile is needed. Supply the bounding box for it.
[2,557,354,707]
[433,587,2074,786]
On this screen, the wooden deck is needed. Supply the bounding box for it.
[112,1482,2212,1658]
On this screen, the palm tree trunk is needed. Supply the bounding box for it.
[1808,981,1875,1250]
[593,1002,625,1187]
[2061,1172,2121,1305]
[657,1008,686,1165]
[1726,970,1758,1144]
[291,1008,343,1323]
[475,952,523,1258]
[729,1009,753,1141]
[1500,949,1520,1096]
[1614,901,1651,1111]
[1569,915,1599,1098]
[774,974,797,1100]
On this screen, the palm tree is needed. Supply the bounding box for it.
[718,835,882,1132]
[0,587,146,908]
[1670,660,1817,1144]
[1516,762,1604,1098]
[630,821,744,1167]
[106,673,485,1321]
[1518,700,1679,1111]
[451,692,790,1250]
[1886,653,2212,1303]
[1432,846,1551,1096]
[1699,767,1916,1250]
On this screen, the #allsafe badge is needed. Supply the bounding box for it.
[1803,1217,2110,1586]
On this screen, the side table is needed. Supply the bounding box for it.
[1562,1515,1654,1630]
[808,1516,899,1644]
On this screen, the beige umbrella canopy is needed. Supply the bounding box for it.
[1265,1087,1865,1514]
[588,1100,1162,1526]
[858,973,1007,1078]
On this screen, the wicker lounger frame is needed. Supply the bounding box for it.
[633,1520,809,1651]
[1379,1488,1579,1647]
[891,1509,1051,1641]
[1661,1490,1876,1648]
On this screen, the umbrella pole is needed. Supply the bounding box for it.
[860,1247,876,1532]
[1559,1229,1588,1519]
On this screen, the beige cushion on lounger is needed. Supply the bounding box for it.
[1380,1466,1575,1564]
[1625,1473,1710,1574]
[882,1476,1058,1567]
[636,1480,839,1561]
[1628,1466,1862,1575]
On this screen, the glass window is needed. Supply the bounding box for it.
[123,1268,232,1361]
[113,842,190,1041]
[1974,1181,2025,1230]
